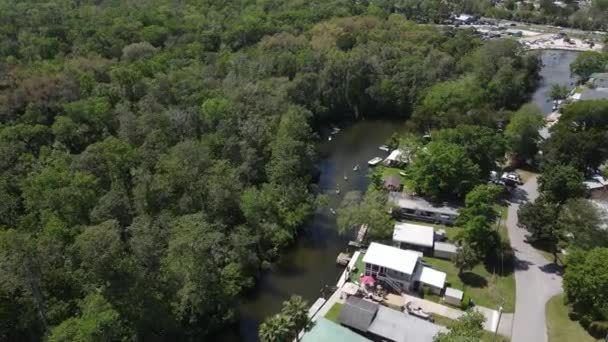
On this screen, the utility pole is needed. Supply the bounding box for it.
[493,302,504,342]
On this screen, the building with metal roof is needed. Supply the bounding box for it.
[393,222,435,252]
[388,192,460,226]
[368,305,443,342]
[302,317,371,342]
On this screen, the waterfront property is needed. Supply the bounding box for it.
[392,222,435,254]
[337,296,442,342]
[383,149,409,167]
[388,192,460,226]
[363,242,448,297]
[303,317,371,342]
[363,242,422,292]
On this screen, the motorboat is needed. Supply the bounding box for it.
[368,157,383,166]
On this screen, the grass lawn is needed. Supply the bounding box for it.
[546,294,600,342]
[325,303,343,323]
[349,252,365,283]
[422,256,515,313]
[421,205,515,312]
[433,314,510,341]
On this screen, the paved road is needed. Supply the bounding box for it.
[506,176,564,342]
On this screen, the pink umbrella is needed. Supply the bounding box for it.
[360,275,375,285]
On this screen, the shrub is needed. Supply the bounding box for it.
[461,293,470,310]
[588,321,608,338]
[579,314,593,329]
[567,307,580,321]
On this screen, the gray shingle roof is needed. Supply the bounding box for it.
[368,306,442,342]
[338,296,379,332]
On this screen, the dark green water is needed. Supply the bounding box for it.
[235,120,406,341]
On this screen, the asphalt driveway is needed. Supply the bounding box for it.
[506,176,563,342]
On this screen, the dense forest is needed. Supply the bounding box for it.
[0,1,540,340]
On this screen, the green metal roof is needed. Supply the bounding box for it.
[302,318,371,342]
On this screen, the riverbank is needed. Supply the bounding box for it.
[235,120,407,341]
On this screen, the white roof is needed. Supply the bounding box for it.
[393,222,434,248]
[434,241,458,253]
[456,14,472,21]
[416,267,446,289]
[584,180,605,190]
[363,242,421,275]
[445,287,464,300]
[386,149,403,161]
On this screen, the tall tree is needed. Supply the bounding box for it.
[337,190,394,241]
[433,310,485,342]
[406,141,481,199]
[453,243,481,276]
[563,248,608,322]
[557,199,608,250]
[538,164,586,204]
[505,104,544,163]
[48,292,132,342]
[570,51,607,80]
[456,184,502,227]
[517,196,561,262]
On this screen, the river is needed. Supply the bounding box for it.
[532,50,579,115]
[232,49,578,342]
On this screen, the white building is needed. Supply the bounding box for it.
[392,222,435,253]
[363,243,422,292]
[414,266,447,295]
[433,242,458,260]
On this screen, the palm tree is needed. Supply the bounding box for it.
[281,295,310,341]
[259,314,291,342]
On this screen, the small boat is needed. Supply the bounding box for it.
[353,165,360,172]
[344,174,348,181]
[331,127,341,135]
[335,188,340,195]
[329,208,336,215]
[379,145,390,152]
[399,171,407,177]
[368,157,383,167]
[328,136,332,141]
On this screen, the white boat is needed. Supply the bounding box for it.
[335,188,340,194]
[368,157,383,166]
[328,136,332,141]
[329,208,336,215]
[353,165,360,172]
[331,127,341,135]
[379,145,390,152]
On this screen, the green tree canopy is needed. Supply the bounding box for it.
[538,164,587,204]
[48,292,132,342]
[570,51,607,80]
[505,104,544,162]
[406,141,481,199]
[563,248,608,322]
[433,310,485,342]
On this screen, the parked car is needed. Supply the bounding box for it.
[405,301,434,322]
